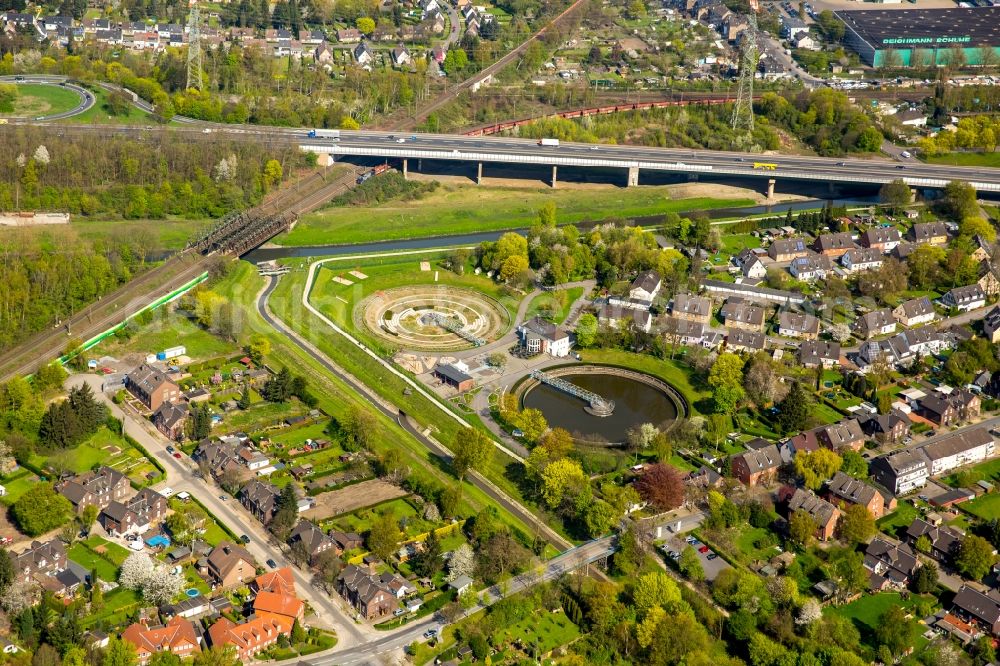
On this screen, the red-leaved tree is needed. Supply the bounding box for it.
[634,463,684,512]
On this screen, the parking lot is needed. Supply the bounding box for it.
[661,534,732,582]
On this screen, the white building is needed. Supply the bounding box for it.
[841,247,883,273]
[921,428,994,477]
[517,316,571,357]
[628,270,662,305]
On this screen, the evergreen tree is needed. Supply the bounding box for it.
[776,382,811,434]
[237,385,251,410]
[411,528,443,577]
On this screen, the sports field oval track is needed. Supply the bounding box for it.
[357,285,510,351]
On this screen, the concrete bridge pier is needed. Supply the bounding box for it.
[417,158,422,171]
[402,159,408,180]
[627,166,639,187]
[767,178,776,200]
[476,162,483,184]
[551,165,558,188]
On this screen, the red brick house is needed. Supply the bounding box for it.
[121,617,201,665]
[787,488,841,541]
[731,445,782,487]
[336,564,399,619]
[207,616,291,660]
[825,472,896,519]
[125,363,181,411]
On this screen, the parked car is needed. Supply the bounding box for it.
[166,446,175,453]
[698,545,710,554]
[240,535,251,544]
[423,629,438,639]
[266,558,277,568]
[173,452,182,459]
[707,553,718,561]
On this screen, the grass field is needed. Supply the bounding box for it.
[74,218,214,252]
[1,83,82,118]
[876,501,920,540]
[828,592,934,653]
[278,183,755,246]
[31,426,159,486]
[491,610,580,656]
[90,310,241,361]
[68,535,131,582]
[961,493,1000,520]
[925,152,1000,168]
[0,469,38,505]
[944,458,1000,487]
[67,86,153,125]
[523,287,586,325]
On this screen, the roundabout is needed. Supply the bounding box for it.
[357,285,510,352]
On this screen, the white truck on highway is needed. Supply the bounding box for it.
[308,129,340,140]
[538,138,560,147]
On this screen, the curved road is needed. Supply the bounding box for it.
[0,75,95,120]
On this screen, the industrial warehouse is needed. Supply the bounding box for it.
[835,6,1000,67]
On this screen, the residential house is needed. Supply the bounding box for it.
[971,235,993,264]
[337,564,400,619]
[977,263,1000,297]
[799,340,840,368]
[252,567,297,597]
[841,247,884,273]
[125,363,181,411]
[720,299,766,331]
[238,447,270,471]
[596,302,653,333]
[55,466,130,513]
[854,309,896,339]
[921,427,994,476]
[353,42,374,65]
[253,591,305,624]
[864,538,919,590]
[330,531,363,551]
[782,428,821,462]
[238,479,281,523]
[768,238,811,262]
[153,402,189,441]
[314,42,334,65]
[777,312,820,340]
[952,586,1000,636]
[671,293,712,324]
[731,445,782,486]
[860,226,902,253]
[906,518,963,562]
[517,316,571,357]
[818,420,865,452]
[191,439,242,480]
[207,616,291,661]
[856,409,911,445]
[13,540,67,584]
[726,328,767,353]
[857,326,951,370]
[100,488,168,536]
[336,28,361,42]
[893,296,936,327]
[787,488,841,541]
[826,472,895,519]
[984,306,1000,343]
[952,389,982,420]
[205,543,256,588]
[390,44,411,67]
[628,270,662,305]
[908,221,949,245]
[788,254,833,281]
[942,284,987,312]
[813,232,856,258]
[870,449,929,495]
[685,466,723,489]
[793,32,819,50]
[662,317,705,347]
[781,14,809,39]
[735,248,768,280]
[121,617,201,665]
[918,394,959,426]
[288,520,337,564]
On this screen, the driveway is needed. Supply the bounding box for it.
[66,374,372,649]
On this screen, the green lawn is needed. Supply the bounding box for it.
[90,310,241,362]
[2,83,83,118]
[719,233,761,255]
[70,218,214,252]
[491,610,580,655]
[31,426,158,486]
[322,497,431,538]
[925,152,1000,168]
[943,458,1000,487]
[961,493,1000,521]
[68,535,132,582]
[877,501,920,540]
[523,287,585,325]
[828,592,935,650]
[84,587,143,628]
[812,402,845,425]
[279,183,755,246]
[0,469,38,505]
[577,348,710,414]
[67,85,154,125]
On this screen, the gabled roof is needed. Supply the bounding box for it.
[207,543,255,579]
[894,296,934,319]
[127,363,176,394]
[921,428,993,462]
[726,328,767,350]
[122,616,200,656]
[788,488,840,527]
[799,340,840,365]
[630,269,661,294]
[827,471,879,506]
[520,316,568,341]
[254,567,297,596]
[860,226,901,246]
[855,308,895,334]
[954,585,1000,625]
[814,232,856,252]
[821,419,864,448]
[672,292,711,317]
[733,444,782,473]
[944,284,986,305]
[778,311,820,335]
[909,221,949,242]
[252,590,304,619]
[289,520,333,556]
[865,538,918,577]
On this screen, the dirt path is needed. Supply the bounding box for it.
[301,478,408,521]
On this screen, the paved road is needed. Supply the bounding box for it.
[65,374,372,649]
[0,75,95,120]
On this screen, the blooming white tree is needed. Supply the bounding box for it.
[118,552,182,604]
[445,543,475,583]
[423,502,441,522]
[795,598,822,626]
[119,552,155,591]
[33,145,50,165]
[15,154,26,168]
[1,579,35,614]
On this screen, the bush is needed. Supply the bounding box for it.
[11,484,73,536]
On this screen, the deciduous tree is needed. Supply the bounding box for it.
[708,353,745,413]
[634,463,684,512]
[451,427,493,479]
[367,512,402,562]
[795,449,842,491]
[956,534,996,581]
[837,504,875,544]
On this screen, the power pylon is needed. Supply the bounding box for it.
[730,9,759,137]
[186,2,203,90]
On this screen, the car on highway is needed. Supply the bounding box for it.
[410,135,417,140]
[837,162,846,166]
[202,128,212,134]
[240,535,251,544]
[266,558,277,568]
[896,165,906,169]
[396,138,405,143]
[512,428,524,438]
[590,146,599,150]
